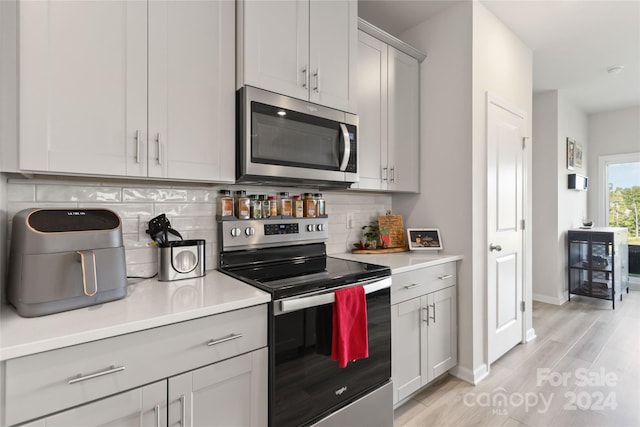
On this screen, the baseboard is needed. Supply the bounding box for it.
[532,293,567,305]
[628,282,640,291]
[449,363,489,385]
[525,327,537,343]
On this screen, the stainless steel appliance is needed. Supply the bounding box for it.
[158,239,206,282]
[7,208,127,317]
[219,218,392,427]
[237,86,358,188]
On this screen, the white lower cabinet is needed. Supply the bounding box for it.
[169,348,267,427]
[20,381,167,427]
[391,263,458,405]
[21,349,267,427]
[2,305,268,427]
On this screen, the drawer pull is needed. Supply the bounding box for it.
[439,274,453,280]
[404,284,420,290]
[68,365,125,384]
[206,333,243,347]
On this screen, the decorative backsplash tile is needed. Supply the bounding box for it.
[4,177,392,278]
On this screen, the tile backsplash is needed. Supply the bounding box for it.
[4,177,392,278]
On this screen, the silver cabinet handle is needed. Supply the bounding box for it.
[135,130,141,163]
[390,166,395,183]
[302,65,308,88]
[404,284,419,289]
[156,133,162,165]
[382,167,388,182]
[207,333,243,347]
[68,365,125,384]
[179,394,186,426]
[490,243,502,252]
[76,250,98,296]
[439,274,453,280]
[430,303,436,323]
[422,306,429,325]
[313,69,319,92]
[154,404,161,427]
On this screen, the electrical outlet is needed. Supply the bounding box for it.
[346,212,354,229]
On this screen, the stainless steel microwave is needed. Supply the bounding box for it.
[237,86,358,188]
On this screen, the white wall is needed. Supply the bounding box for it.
[472,0,533,377]
[396,1,533,384]
[394,1,475,380]
[532,91,561,303]
[587,106,640,225]
[532,90,588,304]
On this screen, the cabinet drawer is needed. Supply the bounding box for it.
[391,262,456,305]
[4,304,267,426]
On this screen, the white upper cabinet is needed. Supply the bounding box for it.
[19,0,146,177]
[238,0,358,113]
[387,46,420,192]
[353,22,423,193]
[147,0,235,182]
[17,0,234,182]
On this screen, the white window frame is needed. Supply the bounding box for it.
[598,152,640,226]
[599,152,640,288]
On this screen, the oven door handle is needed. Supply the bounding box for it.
[279,277,391,313]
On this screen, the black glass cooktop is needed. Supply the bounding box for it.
[219,244,390,299]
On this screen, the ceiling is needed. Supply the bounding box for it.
[358,0,640,115]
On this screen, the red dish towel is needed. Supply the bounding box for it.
[331,285,369,368]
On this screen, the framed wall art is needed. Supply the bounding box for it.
[567,138,575,170]
[407,228,443,251]
[574,143,583,168]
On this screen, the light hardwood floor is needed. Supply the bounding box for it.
[394,290,640,427]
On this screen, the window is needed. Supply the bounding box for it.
[600,152,640,285]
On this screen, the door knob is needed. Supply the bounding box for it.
[489,243,502,252]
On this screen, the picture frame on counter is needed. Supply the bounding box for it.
[407,228,443,251]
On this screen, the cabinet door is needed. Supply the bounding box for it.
[426,286,457,383]
[241,0,309,101]
[387,46,419,192]
[22,381,167,427]
[148,0,235,182]
[354,30,387,190]
[391,296,426,404]
[19,0,147,177]
[168,348,268,427]
[308,0,357,113]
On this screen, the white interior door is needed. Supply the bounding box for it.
[487,95,525,364]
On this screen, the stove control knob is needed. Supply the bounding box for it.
[245,227,255,236]
[231,227,242,237]
[307,224,315,232]
[317,224,325,232]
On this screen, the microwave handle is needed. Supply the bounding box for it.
[339,123,351,171]
[279,277,391,313]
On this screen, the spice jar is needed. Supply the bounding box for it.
[268,195,278,217]
[235,190,250,220]
[303,193,316,218]
[314,193,326,217]
[260,194,270,218]
[293,195,304,218]
[217,189,234,218]
[250,194,262,219]
[278,192,292,217]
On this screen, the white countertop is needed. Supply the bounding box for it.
[330,251,463,274]
[0,270,270,361]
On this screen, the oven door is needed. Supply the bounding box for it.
[271,278,391,427]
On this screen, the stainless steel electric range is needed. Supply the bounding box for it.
[218,217,393,427]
